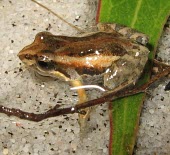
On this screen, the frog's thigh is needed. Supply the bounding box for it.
[97,23,149,46]
[104,54,146,90]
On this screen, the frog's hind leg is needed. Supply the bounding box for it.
[104,45,149,90]
[104,58,141,91]
[97,23,149,46]
[70,80,91,131]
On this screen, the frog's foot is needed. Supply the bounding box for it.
[78,107,91,131]
[97,23,149,45]
[152,59,170,73]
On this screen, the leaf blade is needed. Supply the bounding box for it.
[97,0,170,154]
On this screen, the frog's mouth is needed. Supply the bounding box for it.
[34,65,71,82]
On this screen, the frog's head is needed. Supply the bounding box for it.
[18,32,70,81]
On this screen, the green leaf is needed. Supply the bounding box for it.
[97,0,170,154]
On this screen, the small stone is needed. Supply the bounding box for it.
[149,109,154,114]
[103,148,107,153]
[41,84,45,88]
[3,148,8,155]
[10,139,15,143]
[9,50,14,54]
[23,146,29,153]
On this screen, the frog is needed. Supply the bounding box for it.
[18,22,150,129]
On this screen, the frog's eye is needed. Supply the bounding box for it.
[37,60,55,71]
[37,57,55,70]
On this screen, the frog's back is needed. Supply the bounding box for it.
[53,32,149,90]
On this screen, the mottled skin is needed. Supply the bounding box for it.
[18,23,150,129]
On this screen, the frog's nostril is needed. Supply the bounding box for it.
[25,54,32,60]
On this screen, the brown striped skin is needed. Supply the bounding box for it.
[18,27,150,89]
[97,23,149,45]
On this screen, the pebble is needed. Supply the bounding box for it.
[3,148,8,155]
[149,109,154,114]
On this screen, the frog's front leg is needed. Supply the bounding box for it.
[97,23,149,45]
[70,80,91,130]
